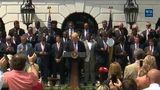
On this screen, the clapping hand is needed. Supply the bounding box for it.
[0,57,8,69]
[28,53,37,64]
[109,79,122,88]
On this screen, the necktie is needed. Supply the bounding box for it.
[23,45,26,51]
[74,42,77,51]
[57,43,60,51]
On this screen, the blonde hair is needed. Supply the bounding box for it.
[139,55,157,76]
[108,62,122,78]
[144,55,157,68]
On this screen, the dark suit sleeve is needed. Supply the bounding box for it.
[51,44,55,59]
[28,43,34,56]
[20,29,25,36]
[46,43,51,56]
[8,29,13,36]
[34,44,40,56]
[65,41,70,52]
[80,41,86,52]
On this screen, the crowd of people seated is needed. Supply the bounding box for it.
[0,17,160,90]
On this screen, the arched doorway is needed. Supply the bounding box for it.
[62,12,98,34]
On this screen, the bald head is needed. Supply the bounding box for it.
[147,69,160,84]
[132,24,138,30]
[118,22,124,28]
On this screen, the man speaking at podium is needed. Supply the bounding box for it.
[64,32,86,89]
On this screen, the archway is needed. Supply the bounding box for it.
[62,12,98,34]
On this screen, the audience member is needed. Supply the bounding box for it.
[108,62,122,79]
[3,53,39,90]
[124,48,145,79]
[138,55,157,77]
[4,36,16,55]
[121,79,137,90]
[17,34,34,56]
[143,69,160,90]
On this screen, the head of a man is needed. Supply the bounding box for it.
[68,21,74,29]
[134,35,141,44]
[102,20,107,29]
[51,20,58,28]
[132,24,138,36]
[134,48,145,60]
[146,22,151,29]
[14,20,20,29]
[21,34,27,45]
[35,21,40,29]
[71,32,79,43]
[6,36,12,43]
[118,22,124,29]
[146,69,160,84]
[63,31,68,38]
[84,22,89,30]
[27,27,33,34]
[40,36,46,44]
[10,53,27,71]
[56,35,61,43]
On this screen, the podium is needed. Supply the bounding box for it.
[63,51,86,90]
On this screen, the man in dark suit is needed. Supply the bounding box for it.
[34,21,45,43]
[51,35,65,84]
[114,22,125,38]
[34,37,51,84]
[114,36,129,71]
[8,20,25,45]
[4,36,16,55]
[129,24,139,44]
[65,21,78,39]
[95,31,109,78]
[99,20,108,33]
[141,22,156,45]
[48,20,63,45]
[129,35,144,63]
[65,32,86,89]
[80,22,94,41]
[144,39,159,67]
[25,27,37,48]
[51,20,63,37]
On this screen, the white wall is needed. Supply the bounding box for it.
[0,0,160,34]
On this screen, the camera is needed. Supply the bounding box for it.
[111,74,117,83]
[140,60,143,67]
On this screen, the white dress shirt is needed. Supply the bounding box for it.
[143,83,160,90]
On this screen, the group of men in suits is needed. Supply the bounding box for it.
[1,19,160,87]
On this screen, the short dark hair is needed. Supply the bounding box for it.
[14,20,19,25]
[134,48,145,60]
[51,20,58,24]
[121,79,137,90]
[10,53,27,71]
